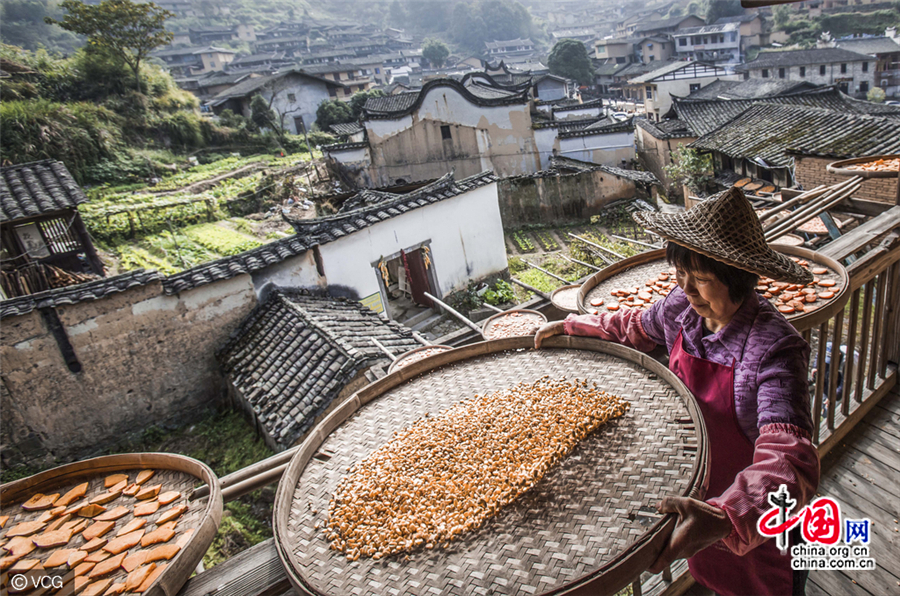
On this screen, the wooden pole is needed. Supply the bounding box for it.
[423,292,483,334]
[560,254,602,272]
[567,232,625,260]
[369,337,397,361]
[521,259,569,283]
[510,278,550,299]
[757,185,827,223]
[609,234,660,250]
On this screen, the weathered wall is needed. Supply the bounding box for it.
[558,131,635,168]
[794,154,899,204]
[498,169,637,227]
[636,125,696,199]
[0,275,258,466]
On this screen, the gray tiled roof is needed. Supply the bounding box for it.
[329,122,364,136]
[735,48,873,71]
[217,290,420,449]
[558,117,634,138]
[549,156,660,184]
[683,78,816,100]
[690,103,900,167]
[363,79,529,119]
[636,117,695,139]
[713,12,760,24]
[632,15,702,34]
[671,86,900,136]
[1,160,89,223]
[834,36,900,57]
[0,270,160,319]
[628,60,718,84]
[285,171,497,241]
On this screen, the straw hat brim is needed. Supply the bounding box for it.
[632,188,812,284]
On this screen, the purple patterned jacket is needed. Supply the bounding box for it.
[563,286,820,555]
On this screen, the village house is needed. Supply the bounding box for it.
[594,62,631,96]
[177,71,262,100]
[226,52,293,74]
[679,77,819,99]
[484,38,536,59]
[834,33,900,97]
[294,61,379,97]
[594,37,639,64]
[188,24,256,45]
[152,46,236,76]
[635,36,675,64]
[671,22,742,64]
[735,47,876,97]
[629,15,706,40]
[532,116,637,170]
[624,61,735,122]
[0,161,105,299]
[208,69,345,134]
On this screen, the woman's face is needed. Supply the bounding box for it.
[675,266,741,325]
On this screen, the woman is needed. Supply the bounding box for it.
[535,188,820,596]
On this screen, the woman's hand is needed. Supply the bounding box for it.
[648,497,733,574]
[534,321,566,349]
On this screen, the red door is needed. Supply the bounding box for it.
[402,249,434,308]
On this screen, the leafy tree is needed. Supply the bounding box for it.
[388,0,406,27]
[250,94,277,131]
[866,87,886,103]
[1,0,82,53]
[448,0,534,52]
[774,5,791,31]
[315,99,354,131]
[45,0,174,93]
[423,38,450,68]
[703,0,744,24]
[664,146,713,194]
[348,89,385,119]
[547,39,593,86]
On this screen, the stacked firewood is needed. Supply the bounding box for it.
[1,264,98,299]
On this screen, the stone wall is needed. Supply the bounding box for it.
[635,126,696,200]
[793,154,899,205]
[0,275,258,467]
[498,169,638,227]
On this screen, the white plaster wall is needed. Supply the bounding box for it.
[558,131,635,166]
[329,146,369,163]
[534,127,561,170]
[554,106,603,120]
[647,75,738,119]
[311,184,506,300]
[250,249,324,295]
[264,75,332,134]
[536,79,567,101]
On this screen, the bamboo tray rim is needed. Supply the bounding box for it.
[576,246,849,332]
[480,308,548,340]
[550,284,582,313]
[1,452,223,596]
[386,344,453,374]
[273,336,710,596]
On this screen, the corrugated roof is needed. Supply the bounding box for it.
[217,290,420,450]
[690,103,900,166]
[735,47,873,71]
[1,160,89,223]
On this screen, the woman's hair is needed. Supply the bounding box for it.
[666,242,759,304]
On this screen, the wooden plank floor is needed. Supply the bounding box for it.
[808,383,900,596]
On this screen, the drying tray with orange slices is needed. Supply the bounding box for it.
[273,336,709,596]
[827,154,900,203]
[577,246,848,331]
[0,453,222,596]
[387,345,453,374]
[480,309,548,340]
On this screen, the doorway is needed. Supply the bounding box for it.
[374,244,437,323]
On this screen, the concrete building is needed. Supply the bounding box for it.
[735,48,876,97]
[625,61,734,121]
[636,36,675,64]
[672,22,742,64]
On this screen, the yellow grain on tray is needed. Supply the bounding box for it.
[326,377,630,561]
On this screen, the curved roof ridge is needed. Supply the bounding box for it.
[363,77,529,119]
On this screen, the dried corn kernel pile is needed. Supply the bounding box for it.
[326,376,630,560]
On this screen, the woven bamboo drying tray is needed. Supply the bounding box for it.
[481,309,547,340]
[550,284,581,313]
[577,246,848,331]
[0,453,222,596]
[387,345,452,374]
[274,336,708,596]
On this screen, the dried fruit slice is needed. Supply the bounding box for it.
[606,303,619,311]
[811,267,827,275]
[90,492,121,506]
[10,558,41,572]
[144,543,180,563]
[589,298,603,307]
[122,484,141,497]
[108,480,128,494]
[33,528,74,548]
[7,521,46,537]
[103,530,144,555]
[88,552,126,578]
[104,474,128,488]
[45,548,75,568]
[777,305,795,314]
[0,515,8,529]
[135,485,161,501]
[818,279,836,287]
[819,292,835,300]
[95,507,129,522]
[0,556,17,571]
[64,500,88,516]
[81,538,107,553]
[67,550,88,568]
[61,518,89,534]
[85,550,110,563]
[74,561,96,576]
[157,521,176,532]
[6,536,37,557]
[56,483,89,508]
[122,551,148,573]
[116,519,146,537]
[83,578,113,596]
[175,529,194,548]
[135,470,155,485]
[82,521,115,542]
[135,563,166,593]
[140,527,175,547]
[22,492,60,511]
[74,576,91,593]
[78,504,107,518]
[157,492,180,506]
[134,501,159,517]
[125,563,157,592]
[103,582,126,595]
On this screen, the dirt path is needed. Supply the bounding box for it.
[150,162,268,196]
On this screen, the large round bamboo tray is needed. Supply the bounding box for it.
[826,154,899,179]
[577,246,848,331]
[0,453,223,596]
[387,345,452,374]
[550,284,581,313]
[274,336,709,596]
[481,309,547,340]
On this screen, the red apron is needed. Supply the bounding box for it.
[669,330,793,596]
